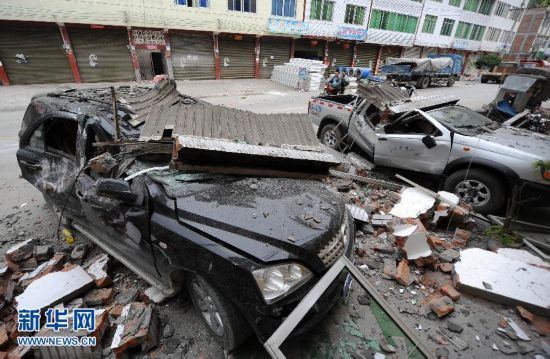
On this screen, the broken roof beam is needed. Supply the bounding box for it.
[172,136,339,176]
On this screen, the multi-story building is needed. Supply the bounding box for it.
[505,6,550,61]
[0,0,530,85]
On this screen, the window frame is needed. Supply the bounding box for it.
[228,0,256,13]
[310,0,334,21]
[370,9,418,34]
[448,0,461,7]
[463,0,480,12]
[440,18,455,36]
[422,14,437,34]
[271,0,297,17]
[174,0,209,7]
[344,4,366,25]
[25,116,79,160]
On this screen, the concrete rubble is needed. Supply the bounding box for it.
[0,237,162,359]
[325,165,550,358]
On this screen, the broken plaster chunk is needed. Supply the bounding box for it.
[400,230,432,260]
[111,302,159,355]
[455,248,550,313]
[5,238,37,263]
[33,245,52,262]
[16,266,94,311]
[85,254,112,288]
[389,187,436,219]
[346,204,369,222]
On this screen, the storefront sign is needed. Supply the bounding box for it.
[337,27,368,41]
[267,18,308,35]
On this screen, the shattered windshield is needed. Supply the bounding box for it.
[428,106,496,135]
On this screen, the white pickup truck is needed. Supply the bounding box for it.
[308,83,550,213]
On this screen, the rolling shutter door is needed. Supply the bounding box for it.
[294,38,323,60]
[70,27,134,83]
[171,33,215,80]
[403,46,422,58]
[355,43,379,69]
[379,46,402,64]
[219,36,255,79]
[327,41,354,69]
[259,37,290,79]
[0,24,73,84]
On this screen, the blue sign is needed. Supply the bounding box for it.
[337,26,368,41]
[268,18,308,35]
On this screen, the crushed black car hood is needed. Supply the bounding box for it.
[151,173,346,271]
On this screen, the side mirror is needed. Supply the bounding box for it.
[422,135,437,149]
[96,178,137,202]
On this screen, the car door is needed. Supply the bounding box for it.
[74,123,163,281]
[374,110,452,174]
[17,116,84,218]
[348,102,378,157]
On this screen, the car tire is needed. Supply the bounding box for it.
[419,76,430,89]
[444,168,507,213]
[319,123,344,150]
[187,275,251,352]
[480,78,488,83]
[447,78,455,87]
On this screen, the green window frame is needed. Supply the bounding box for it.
[478,0,493,15]
[422,15,437,34]
[440,18,455,36]
[310,0,334,21]
[469,24,485,40]
[455,21,472,39]
[463,0,479,11]
[449,0,461,6]
[344,4,366,25]
[370,9,418,33]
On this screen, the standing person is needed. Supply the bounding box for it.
[326,70,342,95]
[339,72,349,94]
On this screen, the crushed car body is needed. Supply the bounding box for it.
[309,82,550,213]
[15,80,355,351]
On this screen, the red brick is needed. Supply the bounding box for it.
[83,288,113,306]
[429,296,454,317]
[454,228,471,242]
[438,263,454,273]
[440,284,460,301]
[394,260,411,286]
[516,306,534,323]
[451,238,467,248]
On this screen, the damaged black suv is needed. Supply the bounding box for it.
[16,84,354,351]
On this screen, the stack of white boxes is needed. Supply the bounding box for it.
[271,58,327,92]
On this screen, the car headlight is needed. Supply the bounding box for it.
[252,263,313,304]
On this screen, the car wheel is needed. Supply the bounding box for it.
[444,168,507,213]
[419,76,430,89]
[447,78,455,87]
[319,123,344,150]
[480,78,488,83]
[187,275,251,351]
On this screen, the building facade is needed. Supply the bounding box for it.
[505,7,550,61]
[0,0,529,85]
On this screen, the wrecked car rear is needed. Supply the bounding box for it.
[16,81,355,350]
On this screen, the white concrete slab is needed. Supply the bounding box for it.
[455,248,550,314]
[16,266,94,310]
